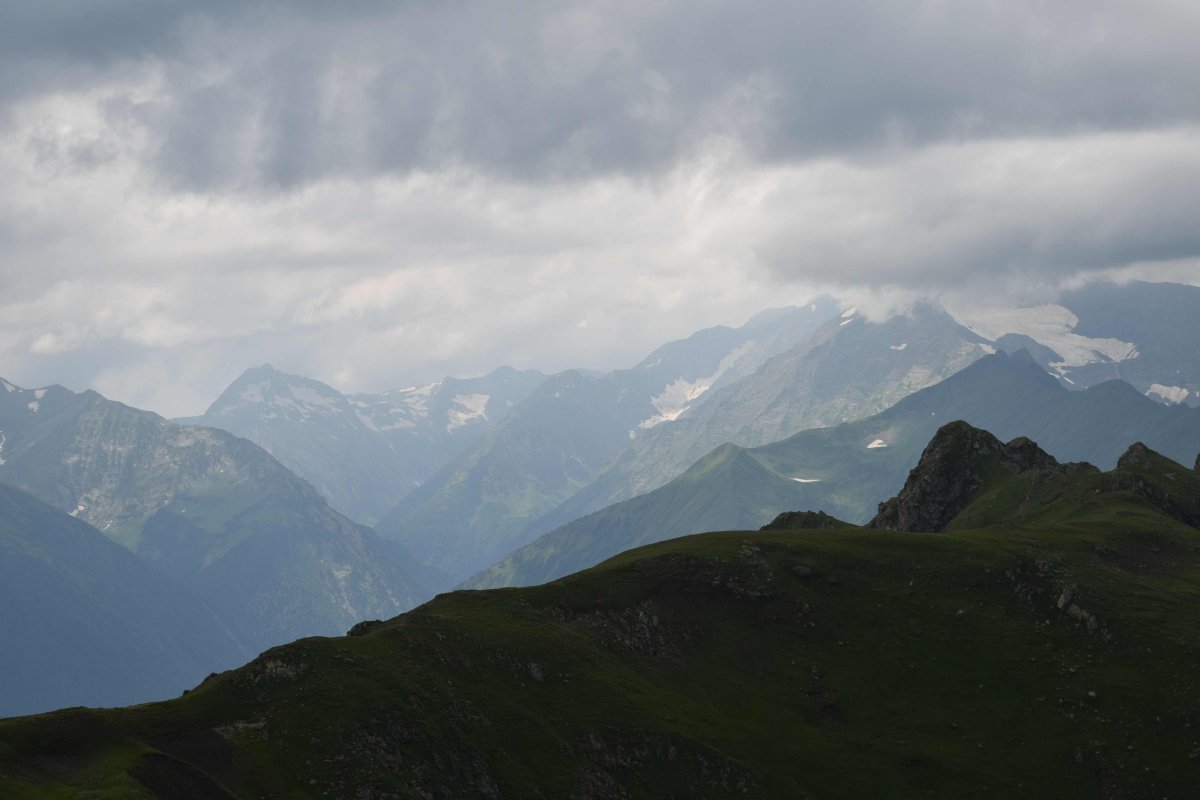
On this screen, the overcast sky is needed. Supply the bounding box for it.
[1,0,1198,416]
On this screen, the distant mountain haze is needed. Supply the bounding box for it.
[530,300,995,535]
[176,365,546,525]
[0,483,249,717]
[468,351,1200,590]
[0,377,430,653]
[372,299,842,583]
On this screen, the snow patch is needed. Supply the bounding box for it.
[638,342,755,430]
[867,439,888,449]
[949,304,1138,368]
[398,382,439,417]
[1,380,14,393]
[26,401,39,413]
[889,343,908,351]
[1147,384,1189,404]
[0,431,6,465]
[33,388,47,400]
[70,503,86,517]
[446,393,490,431]
[289,385,341,412]
[792,477,821,483]
[979,343,997,355]
[840,306,857,318]
[352,382,444,431]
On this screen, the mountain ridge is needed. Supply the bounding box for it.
[469,351,1200,590]
[0,375,431,652]
[177,364,546,525]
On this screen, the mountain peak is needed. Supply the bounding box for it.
[868,421,1086,532]
[1008,347,1039,367]
[1116,441,1157,471]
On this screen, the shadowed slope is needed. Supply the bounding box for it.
[2,428,1199,797]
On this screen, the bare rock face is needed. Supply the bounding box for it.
[867,421,1094,533]
[1117,441,1157,471]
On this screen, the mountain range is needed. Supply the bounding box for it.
[0,377,429,654]
[528,301,994,534]
[5,279,1200,720]
[372,298,841,582]
[469,350,1200,590]
[952,280,1200,404]
[171,282,1200,591]
[4,423,1197,798]
[176,365,546,525]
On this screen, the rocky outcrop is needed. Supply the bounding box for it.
[1113,442,1200,529]
[759,510,852,531]
[868,421,1096,532]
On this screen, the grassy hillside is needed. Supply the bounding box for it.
[2,438,1198,798]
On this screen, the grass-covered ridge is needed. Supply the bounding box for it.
[2,429,1199,798]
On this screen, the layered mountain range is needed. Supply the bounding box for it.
[4,279,1199,720]
[0,378,428,658]
[4,423,1198,798]
[371,298,842,581]
[952,280,1200,404]
[176,365,546,525]
[168,281,1200,589]
[469,350,1200,589]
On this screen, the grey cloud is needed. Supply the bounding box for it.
[3,1,1200,417]
[757,130,1200,289]
[6,1,1200,190]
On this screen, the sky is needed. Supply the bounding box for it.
[1,0,1198,417]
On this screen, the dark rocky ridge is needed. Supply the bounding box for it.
[759,510,852,531]
[868,421,1097,532]
[1113,442,1200,529]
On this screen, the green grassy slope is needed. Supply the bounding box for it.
[2,443,1198,798]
